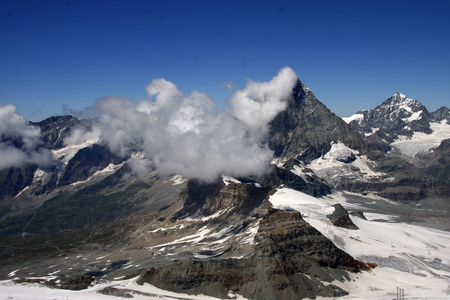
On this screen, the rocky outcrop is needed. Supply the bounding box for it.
[431,106,450,123]
[32,115,81,150]
[0,164,37,199]
[326,204,358,229]
[138,209,370,299]
[423,139,450,183]
[338,177,450,202]
[58,144,124,186]
[174,179,270,220]
[260,164,331,197]
[14,274,95,290]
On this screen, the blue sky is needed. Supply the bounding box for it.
[1,0,449,121]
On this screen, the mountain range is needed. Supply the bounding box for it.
[1,74,449,299]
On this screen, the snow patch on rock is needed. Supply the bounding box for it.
[306,141,383,186]
[342,113,364,124]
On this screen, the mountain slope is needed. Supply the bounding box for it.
[0,74,449,299]
[345,93,450,157]
[268,80,381,163]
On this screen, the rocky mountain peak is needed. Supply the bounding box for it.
[346,93,435,153]
[379,92,426,115]
[268,79,377,163]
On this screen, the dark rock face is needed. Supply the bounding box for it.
[338,177,450,202]
[138,209,368,300]
[350,211,367,220]
[254,209,363,272]
[174,179,270,220]
[431,106,450,123]
[260,164,331,197]
[14,274,95,290]
[32,115,81,150]
[423,139,450,183]
[326,204,358,229]
[0,165,150,236]
[98,286,134,298]
[58,144,124,186]
[49,275,95,290]
[268,80,377,162]
[0,164,37,199]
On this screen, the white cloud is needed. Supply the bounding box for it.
[63,124,101,146]
[230,66,298,133]
[128,157,155,178]
[0,104,54,170]
[0,104,41,150]
[63,67,298,182]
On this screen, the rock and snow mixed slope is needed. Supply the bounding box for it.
[270,188,450,299]
[294,141,384,187]
[391,120,450,158]
[1,73,449,299]
[2,185,449,299]
[0,277,233,300]
[344,92,450,158]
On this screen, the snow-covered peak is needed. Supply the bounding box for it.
[382,93,423,112]
[342,112,364,124]
[393,92,407,99]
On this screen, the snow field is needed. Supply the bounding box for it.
[392,121,450,158]
[269,188,450,299]
[0,277,242,300]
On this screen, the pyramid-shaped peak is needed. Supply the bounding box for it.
[393,92,407,98]
[381,93,424,112]
[390,92,415,103]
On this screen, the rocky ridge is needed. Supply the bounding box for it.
[345,92,450,154]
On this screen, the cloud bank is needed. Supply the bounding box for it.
[0,104,53,170]
[68,67,299,182]
[231,67,298,133]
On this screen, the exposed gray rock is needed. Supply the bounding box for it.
[349,211,367,220]
[327,204,358,229]
[138,209,369,300]
[259,164,331,197]
[173,179,269,221]
[31,115,82,150]
[423,139,450,183]
[431,106,450,123]
[58,143,124,186]
[0,164,37,199]
[268,80,380,163]
[348,93,433,142]
[97,286,134,298]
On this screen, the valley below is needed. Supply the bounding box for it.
[2,188,449,300]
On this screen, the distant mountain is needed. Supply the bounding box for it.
[344,93,450,157]
[431,106,450,123]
